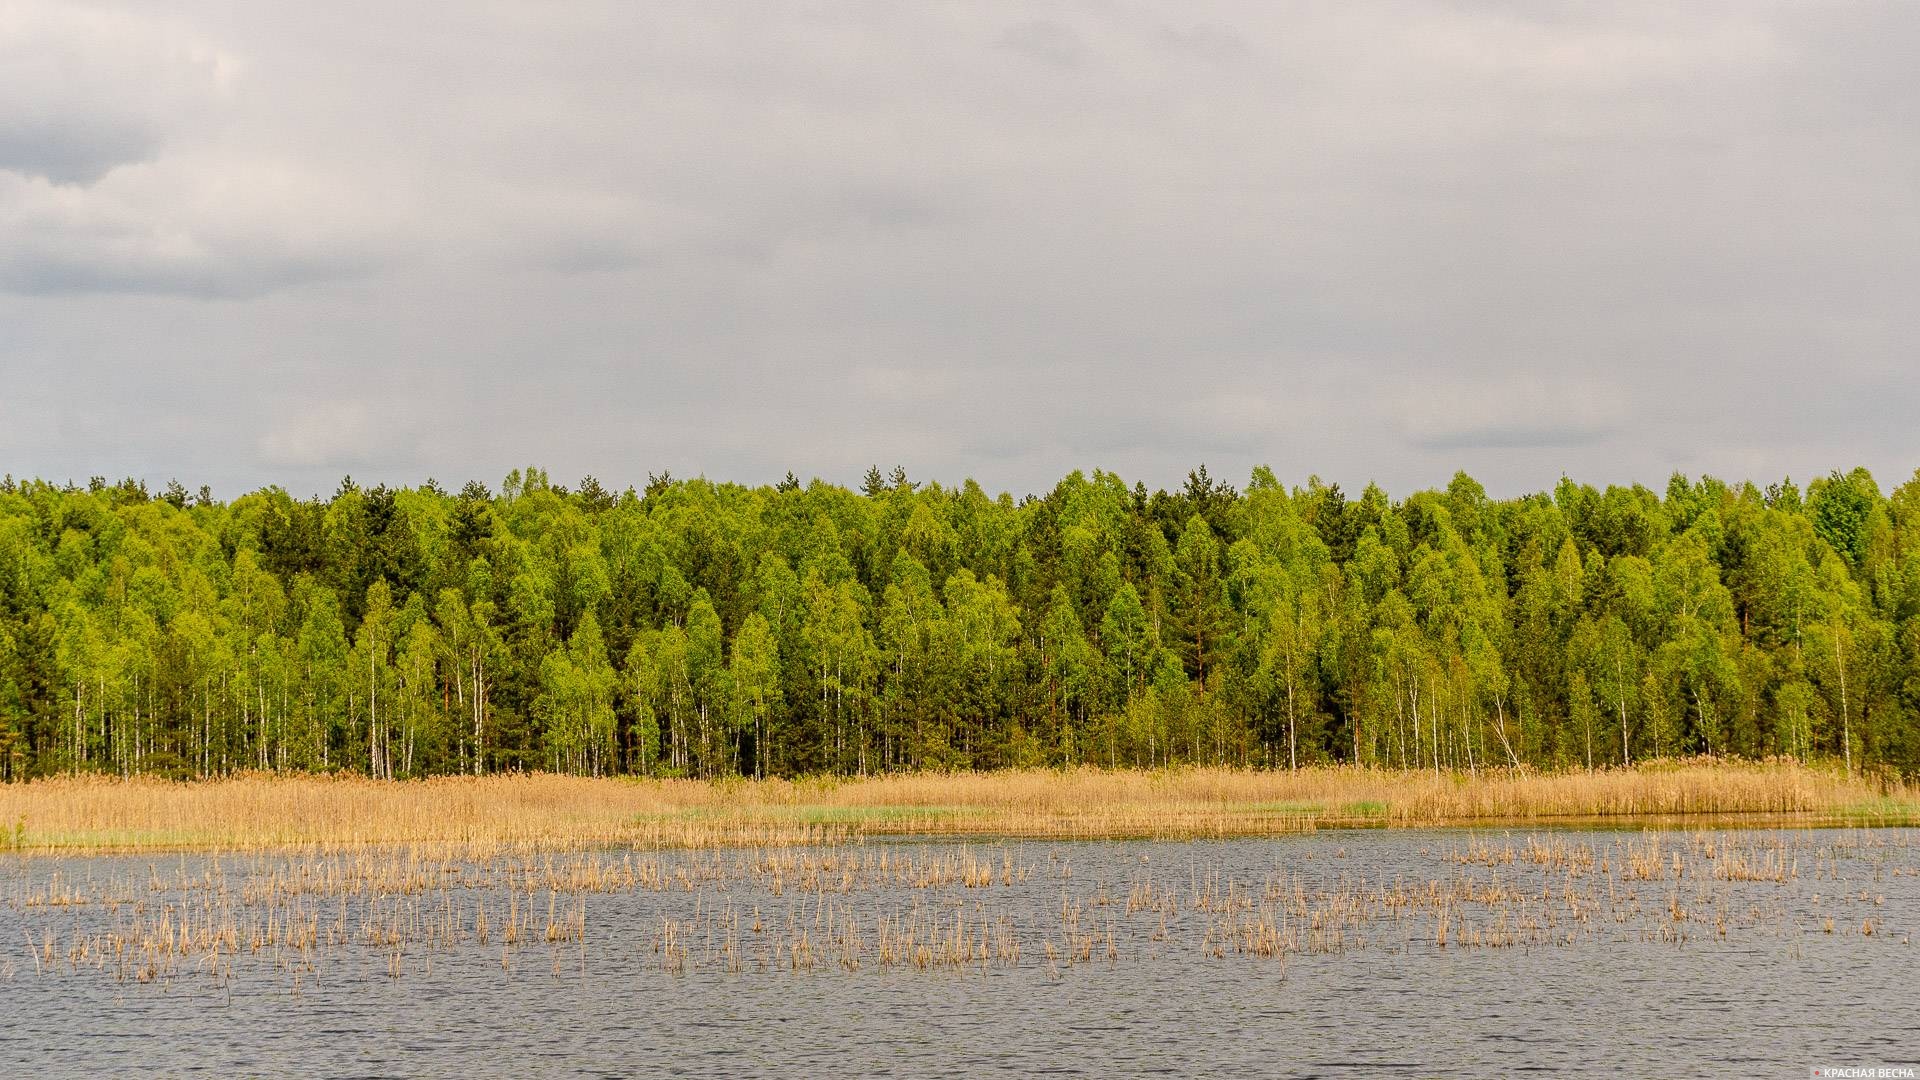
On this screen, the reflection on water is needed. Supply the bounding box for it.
[1,828,1915,1077]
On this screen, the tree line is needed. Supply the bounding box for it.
[0,462,1915,781]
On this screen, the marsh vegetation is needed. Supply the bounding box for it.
[2,823,1913,1076]
[0,761,1911,852]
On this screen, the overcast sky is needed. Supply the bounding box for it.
[3,2,1917,500]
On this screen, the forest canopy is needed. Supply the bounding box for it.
[1,464,1917,781]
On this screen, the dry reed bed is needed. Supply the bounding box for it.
[4,829,1911,988]
[0,761,1911,853]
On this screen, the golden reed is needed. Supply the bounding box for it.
[0,759,1909,852]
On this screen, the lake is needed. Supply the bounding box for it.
[2,827,1915,1077]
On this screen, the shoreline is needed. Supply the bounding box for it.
[0,760,1912,853]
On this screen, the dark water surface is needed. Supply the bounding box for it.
[2,827,1916,1078]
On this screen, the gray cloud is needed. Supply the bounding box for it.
[0,119,160,188]
[996,20,1088,68]
[3,1,1918,499]
[1410,425,1615,453]
[0,165,390,297]
[0,8,233,184]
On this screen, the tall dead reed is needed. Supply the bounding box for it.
[0,759,1907,852]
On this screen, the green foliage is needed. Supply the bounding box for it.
[1809,468,1880,569]
[3,465,1920,780]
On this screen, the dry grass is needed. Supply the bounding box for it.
[0,759,1911,852]
[13,828,1909,988]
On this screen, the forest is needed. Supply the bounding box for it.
[0,463,1915,781]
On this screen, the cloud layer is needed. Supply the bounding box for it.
[4,2,1917,498]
